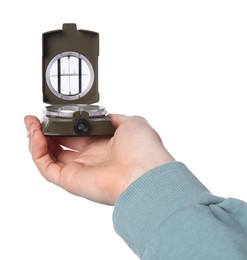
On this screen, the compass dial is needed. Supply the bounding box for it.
[46,51,94,101]
[44,104,107,118]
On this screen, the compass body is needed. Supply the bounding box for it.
[41,24,115,136]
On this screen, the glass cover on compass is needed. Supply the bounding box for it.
[46,51,95,101]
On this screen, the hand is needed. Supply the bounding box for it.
[24,114,175,205]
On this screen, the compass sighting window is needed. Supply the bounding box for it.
[46,51,94,100]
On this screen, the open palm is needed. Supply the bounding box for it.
[25,114,174,205]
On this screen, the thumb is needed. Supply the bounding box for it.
[108,114,127,128]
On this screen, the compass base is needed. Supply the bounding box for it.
[41,114,115,136]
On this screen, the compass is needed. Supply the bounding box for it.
[41,23,115,136]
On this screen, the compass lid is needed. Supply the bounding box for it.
[42,23,99,105]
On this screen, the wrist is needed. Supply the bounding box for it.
[128,146,175,188]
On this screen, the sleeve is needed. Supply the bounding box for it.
[112,161,247,260]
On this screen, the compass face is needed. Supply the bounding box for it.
[46,51,94,101]
[44,104,107,118]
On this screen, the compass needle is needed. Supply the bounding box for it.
[68,56,71,95]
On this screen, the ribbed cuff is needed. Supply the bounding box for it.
[113,161,222,257]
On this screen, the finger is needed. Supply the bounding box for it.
[31,127,64,184]
[24,115,40,134]
[51,136,94,151]
[25,115,42,154]
[51,147,78,164]
[52,136,110,157]
[108,114,127,128]
[25,116,63,183]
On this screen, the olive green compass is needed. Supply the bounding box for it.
[41,23,115,136]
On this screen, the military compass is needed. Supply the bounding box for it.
[41,23,115,136]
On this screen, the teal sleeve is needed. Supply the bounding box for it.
[113,162,247,259]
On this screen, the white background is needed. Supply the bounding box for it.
[1,0,247,259]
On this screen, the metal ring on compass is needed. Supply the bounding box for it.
[44,105,107,118]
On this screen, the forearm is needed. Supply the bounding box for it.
[113,162,247,259]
